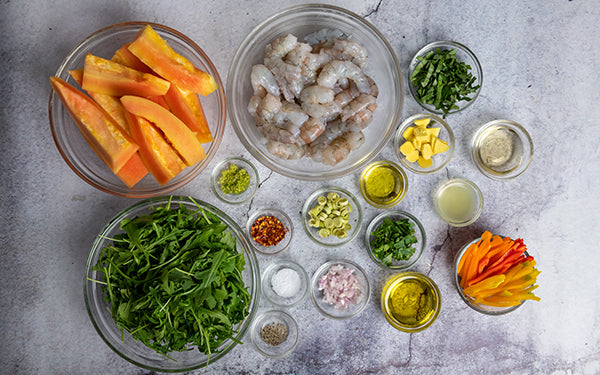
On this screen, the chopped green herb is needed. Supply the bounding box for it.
[91,198,251,358]
[370,217,418,266]
[219,164,250,195]
[410,47,480,117]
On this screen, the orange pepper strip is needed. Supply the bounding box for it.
[487,237,515,265]
[459,241,480,287]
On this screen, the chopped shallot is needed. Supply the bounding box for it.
[318,264,363,309]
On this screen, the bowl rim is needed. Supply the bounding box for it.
[365,210,427,270]
[261,259,310,308]
[470,119,534,181]
[48,21,226,198]
[433,178,484,227]
[250,309,299,358]
[210,156,260,204]
[226,3,404,181]
[393,113,456,174]
[408,40,483,116]
[83,195,260,371]
[310,258,371,320]
[380,271,441,332]
[246,207,294,255]
[301,186,364,248]
[359,160,409,208]
[453,237,525,315]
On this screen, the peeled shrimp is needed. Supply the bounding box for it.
[341,93,377,122]
[251,64,280,97]
[333,83,360,108]
[267,140,306,160]
[264,34,303,101]
[299,117,326,144]
[308,129,365,166]
[317,60,371,94]
[330,39,368,70]
[299,85,341,120]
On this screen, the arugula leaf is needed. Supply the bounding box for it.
[370,218,418,266]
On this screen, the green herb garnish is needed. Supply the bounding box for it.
[370,217,418,266]
[91,198,251,358]
[218,164,250,195]
[410,47,480,117]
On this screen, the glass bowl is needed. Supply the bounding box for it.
[408,41,482,116]
[359,160,408,208]
[83,196,260,372]
[48,22,226,198]
[227,4,403,180]
[262,259,310,308]
[302,187,363,248]
[210,157,259,204]
[250,310,299,358]
[381,272,441,332]
[247,208,293,255]
[454,237,528,315]
[365,210,426,270]
[311,259,370,320]
[394,113,455,174]
[433,178,484,227]
[471,119,534,180]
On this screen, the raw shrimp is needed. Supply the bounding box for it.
[317,60,371,94]
[299,117,326,144]
[299,85,341,120]
[264,34,303,101]
[333,83,360,108]
[267,140,306,160]
[257,101,309,144]
[251,64,280,97]
[341,93,377,122]
[308,128,365,166]
[255,93,282,123]
[330,39,368,70]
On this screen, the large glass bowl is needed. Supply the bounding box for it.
[49,22,226,197]
[83,196,260,372]
[227,4,403,180]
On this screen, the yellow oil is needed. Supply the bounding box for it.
[360,162,406,207]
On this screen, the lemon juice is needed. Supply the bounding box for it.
[434,179,483,226]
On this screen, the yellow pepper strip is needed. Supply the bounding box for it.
[463,274,506,297]
[480,295,523,307]
[501,269,541,290]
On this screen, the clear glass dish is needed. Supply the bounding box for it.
[433,178,484,227]
[227,4,403,180]
[211,157,259,204]
[359,160,408,208]
[250,310,299,358]
[84,196,260,372]
[48,22,226,198]
[262,259,310,308]
[247,208,294,255]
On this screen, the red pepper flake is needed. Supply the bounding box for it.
[251,215,288,247]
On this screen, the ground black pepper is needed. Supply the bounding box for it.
[260,322,288,346]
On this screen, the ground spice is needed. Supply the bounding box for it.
[218,163,250,194]
[260,322,288,346]
[251,215,288,246]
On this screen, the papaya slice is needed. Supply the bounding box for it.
[127,113,186,185]
[82,53,170,97]
[49,76,139,173]
[111,42,154,74]
[121,95,206,166]
[115,153,149,188]
[164,84,213,143]
[128,25,218,96]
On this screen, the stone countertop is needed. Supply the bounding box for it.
[1,1,599,374]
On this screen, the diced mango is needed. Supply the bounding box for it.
[406,149,419,163]
[399,141,416,156]
[422,143,433,160]
[402,126,415,139]
[414,127,429,142]
[414,118,430,127]
[417,156,433,168]
[433,138,449,154]
[411,138,422,149]
[427,127,441,137]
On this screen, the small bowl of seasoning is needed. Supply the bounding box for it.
[394,114,455,174]
[250,309,299,358]
[408,40,482,117]
[302,187,363,248]
[262,260,310,308]
[247,208,293,255]
[433,178,483,227]
[365,210,426,270]
[311,259,370,320]
[471,119,534,180]
[359,160,408,208]
[211,157,259,204]
[381,272,441,332]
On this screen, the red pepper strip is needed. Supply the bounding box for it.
[477,256,490,274]
[467,261,514,286]
[485,242,526,273]
[487,237,514,265]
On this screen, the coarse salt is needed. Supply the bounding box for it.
[271,267,301,298]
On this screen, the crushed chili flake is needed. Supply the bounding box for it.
[251,215,288,246]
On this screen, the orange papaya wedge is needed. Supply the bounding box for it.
[116,153,149,188]
[82,53,170,97]
[121,95,206,166]
[128,25,217,96]
[164,84,213,143]
[50,76,139,173]
[111,42,154,74]
[127,113,186,185]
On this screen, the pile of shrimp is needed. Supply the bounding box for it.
[248,31,378,166]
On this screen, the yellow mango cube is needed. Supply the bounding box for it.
[427,127,441,138]
[411,137,422,149]
[414,118,431,127]
[402,126,415,140]
[406,149,419,163]
[414,127,429,142]
[422,143,433,160]
[433,138,449,154]
[417,156,433,168]
[399,141,416,156]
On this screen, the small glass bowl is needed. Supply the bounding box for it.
[471,119,534,180]
[311,259,370,320]
[262,260,310,308]
[247,208,293,255]
[393,113,455,174]
[408,40,482,116]
[433,178,483,227]
[48,22,226,198]
[365,210,426,270]
[250,310,299,358]
[302,187,363,247]
[454,237,526,315]
[381,272,441,332]
[359,160,408,209]
[210,157,259,204]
